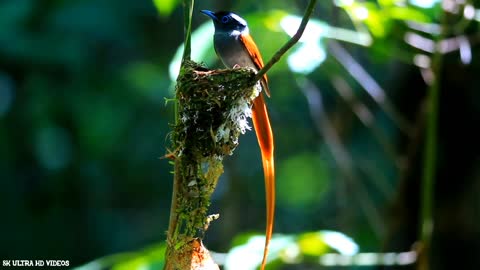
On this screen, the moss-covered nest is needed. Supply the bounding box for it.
[173,60,260,160]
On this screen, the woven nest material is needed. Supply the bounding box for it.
[173,60,261,160]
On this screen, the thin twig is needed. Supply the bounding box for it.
[169,0,195,238]
[181,0,195,61]
[166,159,181,241]
[165,1,194,268]
[254,0,317,81]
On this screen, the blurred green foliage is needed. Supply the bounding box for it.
[277,152,330,208]
[2,0,480,269]
[0,0,176,265]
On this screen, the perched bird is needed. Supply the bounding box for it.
[201,10,275,270]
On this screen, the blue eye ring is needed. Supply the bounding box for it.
[221,16,229,23]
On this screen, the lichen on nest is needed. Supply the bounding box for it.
[173,60,260,160]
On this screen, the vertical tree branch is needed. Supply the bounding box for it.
[164,60,260,270]
[167,0,195,243]
[182,0,194,61]
[167,0,195,244]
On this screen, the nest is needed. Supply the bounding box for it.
[173,60,260,160]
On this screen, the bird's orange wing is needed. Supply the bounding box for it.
[240,33,270,97]
[241,33,275,270]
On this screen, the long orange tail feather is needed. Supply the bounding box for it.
[251,94,275,270]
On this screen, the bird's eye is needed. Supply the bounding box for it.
[221,16,230,23]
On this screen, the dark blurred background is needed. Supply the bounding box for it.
[1,0,480,269]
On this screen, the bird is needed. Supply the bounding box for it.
[201,10,275,270]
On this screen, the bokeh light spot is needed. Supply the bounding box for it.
[35,126,73,171]
[353,6,369,20]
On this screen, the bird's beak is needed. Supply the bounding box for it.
[201,10,217,21]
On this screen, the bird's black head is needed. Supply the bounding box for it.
[201,10,248,33]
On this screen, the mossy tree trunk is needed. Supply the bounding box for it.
[163,61,260,270]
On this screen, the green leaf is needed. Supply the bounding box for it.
[298,231,358,256]
[298,232,329,256]
[378,0,395,7]
[363,5,389,37]
[153,0,179,17]
[388,6,432,23]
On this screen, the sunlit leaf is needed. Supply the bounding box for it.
[297,231,359,257]
[378,0,396,7]
[363,5,388,37]
[298,232,329,256]
[388,6,432,22]
[153,0,179,17]
[112,257,150,270]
